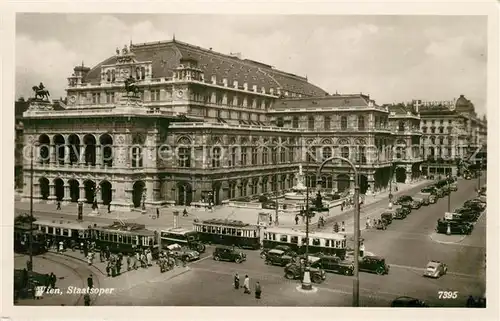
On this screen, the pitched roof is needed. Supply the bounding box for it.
[273,93,376,110]
[386,104,418,116]
[83,39,328,97]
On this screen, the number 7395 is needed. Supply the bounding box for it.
[438,291,458,299]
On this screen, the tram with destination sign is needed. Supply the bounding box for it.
[36,219,94,250]
[262,227,347,259]
[160,227,206,253]
[193,219,261,249]
[91,221,160,258]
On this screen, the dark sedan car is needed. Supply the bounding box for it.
[391,296,429,307]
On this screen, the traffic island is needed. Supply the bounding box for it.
[428,232,467,245]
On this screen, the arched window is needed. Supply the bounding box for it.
[131,147,142,168]
[212,147,221,168]
[398,121,405,132]
[341,146,349,159]
[141,67,146,80]
[322,147,332,161]
[262,148,269,164]
[136,67,141,80]
[292,116,299,128]
[106,70,111,82]
[308,116,315,130]
[341,116,348,130]
[358,116,365,130]
[111,70,116,82]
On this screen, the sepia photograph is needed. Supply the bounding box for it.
[2,2,498,320]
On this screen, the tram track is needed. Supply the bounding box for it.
[39,252,102,306]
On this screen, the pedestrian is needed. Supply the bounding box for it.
[156,208,160,219]
[146,250,153,266]
[366,217,371,229]
[58,241,64,253]
[107,204,111,213]
[84,293,91,306]
[87,274,93,289]
[234,273,240,289]
[134,252,140,269]
[243,275,251,294]
[340,202,344,212]
[254,281,262,299]
[360,242,365,257]
[57,201,61,210]
[183,208,188,217]
[49,272,56,289]
[295,215,299,225]
[341,221,345,232]
[44,273,51,290]
[87,252,93,265]
[99,249,104,263]
[127,255,131,271]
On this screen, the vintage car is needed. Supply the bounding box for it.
[419,188,438,204]
[265,249,295,267]
[166,243,200,262]
[423,260,447,278]
[374,219,388,230]
[212,245,246,263]
[380,212,393,225]
[284,262,326,283]
[260,245,297,260]
[463,200,486,212]
[391,296,429,307]
[436,220,472,235]
[394,195,413,207]
[309,255,354,276]
[449,183,458,192]
[358,256,390,275]
[410,198,423,209]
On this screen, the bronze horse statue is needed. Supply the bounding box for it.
[32,84,50,101]
[124,76,140,96]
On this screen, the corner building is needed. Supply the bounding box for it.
[22,39,417,211]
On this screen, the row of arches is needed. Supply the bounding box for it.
[38,134,113,166]
[37,178,148,208]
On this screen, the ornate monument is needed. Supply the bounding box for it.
[285,165,312,200]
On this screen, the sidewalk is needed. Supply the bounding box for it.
[15,179,432,232]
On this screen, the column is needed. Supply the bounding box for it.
[47,184,57,203]
[405,165,412,184]
[64,145,70,166]
[96,145,102,167]
[79,146,85,165]
[49,145,56,165]
[145,180,154,204]
[78,185,86,203]
[62,183,71,204]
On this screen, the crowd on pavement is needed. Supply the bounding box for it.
[233,273,262,299]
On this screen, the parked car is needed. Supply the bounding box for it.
[166,243,200,262]
[212,245,246,263]
[423,260,447,278]
[380,212,393,225]
[449,183,458,191]
[391,296,429,307]
[413,197,426,207]
[358,256,390,275]
[265,249,295,267]
[260,245,297,260]
[419,188,438,204]
[309,255,354,276]
[284,262,326,283]
[395,195,413,207]
[436,220,472,235]
[374,219,388,230]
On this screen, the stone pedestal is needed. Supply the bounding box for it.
[116,94,143,113]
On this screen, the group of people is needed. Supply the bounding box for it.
[233,273,262,299]
[157,251,184,273]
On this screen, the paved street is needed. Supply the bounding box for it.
[97,177,486,307]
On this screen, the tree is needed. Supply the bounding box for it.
[314,191,323,209]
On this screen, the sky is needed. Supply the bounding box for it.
[15,14,488,116]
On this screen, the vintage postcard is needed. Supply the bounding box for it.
[1,1,498,321]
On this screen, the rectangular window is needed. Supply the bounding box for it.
[279,235,288,242]
[151,90,160,101]
[252,148,258,165]
[324,116,331,130]
[280,148,286,163]
[240,147,247,165]
[92,93,100,104]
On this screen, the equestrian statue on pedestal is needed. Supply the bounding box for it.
[32,82,51,101]
[124,76,140,97]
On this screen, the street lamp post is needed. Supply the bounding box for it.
[275,189,279,226]
[301,166,312,290]
[447,175,451,213]
[28,143,38,272]
[316,156,360,307]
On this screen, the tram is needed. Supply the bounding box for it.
[193,219,261,249]
[14,222,47,255]
[160,227,206,253]
[262,227,347,259]
[91,221,160,258]
[36,219,94,251]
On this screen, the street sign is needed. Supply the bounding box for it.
[444,212,454,220]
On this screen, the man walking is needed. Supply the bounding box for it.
[243,275,251,294]
[254,281,262,299]
[295,215,299,225]
[234,272,240,289]
[156,208,160,219]
[87,274,93,289]
[56,201,61,210]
